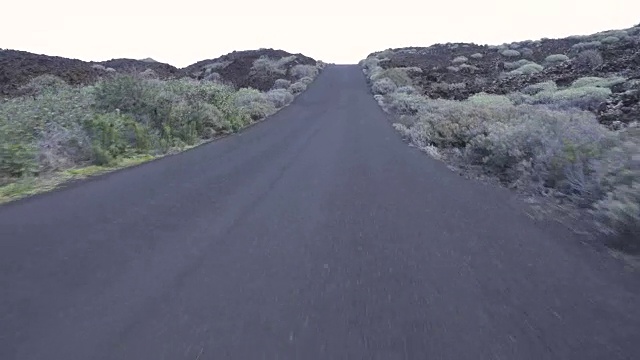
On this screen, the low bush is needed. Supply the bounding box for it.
[504,59,532,70]
[370,67,413,87]
[600,36,620,44]
[593,134,640,241]
[233,88,276,121]
[571,76,626,89]
[500,49,521,57]
[290,64,318,80]
[459,64,480,72]
[470,53,483,59]
[522,81,557,95]
[452,56,468,64]
[272,79,291,89]
[511,63,544,75]
[265,89,294,108]
[251,56,297,76]
[574,50,604,70]
[572,41,601,51]
[289,81,307,94]
[372,78,397,95]
[544,54,569,63]
[384,91,428,115]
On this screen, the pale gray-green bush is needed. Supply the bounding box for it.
[500,49,521,57]
[470,53,483,59]
[571,76,626,89]
[272,79,291,89]
[465,106,610,194]
[265,89,294,108]
[289,81,307,94]
[601,36,620,44]
[290,64,318,80]
[510,63,544,75]
[396,86,417,94]
[370,67,413,87]
[372,78,397,95]
[251,56,289,76]
[572,41,601,51]
[544,54,569,63]
[452,56,468,64]
[593,135,640,240]
[459,64,480,72]
[504,59,532,70]
[528,86,611,110]
[574,50,603,70]
[384,91,428,115]
[233,88,276,120]
[299,77,314,85]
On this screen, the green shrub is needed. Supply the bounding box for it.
[0,85,95,177]
[470,53,483,59]
[18,74,69,96]
[92,74,163,124]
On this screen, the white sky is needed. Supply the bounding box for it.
[2,1,639,67]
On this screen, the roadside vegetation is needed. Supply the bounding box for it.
[361,25,640,249]
[0,59,325,203]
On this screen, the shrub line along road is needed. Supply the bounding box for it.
[1,65,639,359]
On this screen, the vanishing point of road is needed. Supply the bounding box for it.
[1,65,639,359]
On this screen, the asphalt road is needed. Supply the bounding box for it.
[1,65,639,360]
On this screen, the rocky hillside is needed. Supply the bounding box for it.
[1,48,319,96]
[361,24,640,247]
[183,49,318,92]
[366,24,640,127]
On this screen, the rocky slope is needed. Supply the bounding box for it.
[367,24,640,127]
[0,48,319,96]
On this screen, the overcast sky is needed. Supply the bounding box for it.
[2,1,639,67]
